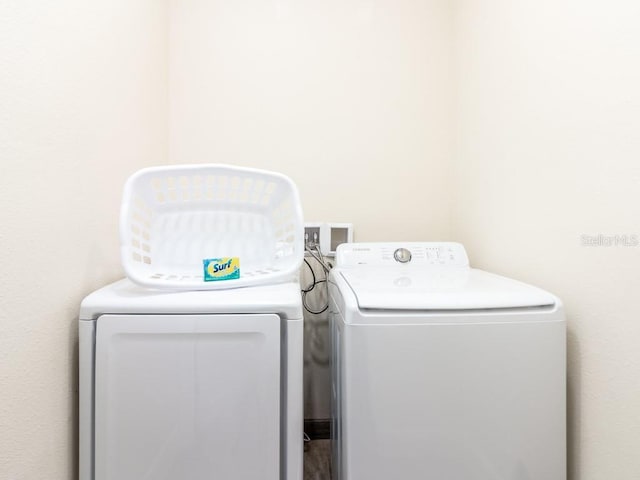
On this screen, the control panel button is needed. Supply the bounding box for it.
[393,248,412,263]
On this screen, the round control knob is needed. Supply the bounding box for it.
[393,248,412,263]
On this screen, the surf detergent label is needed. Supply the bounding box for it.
[203,257,240,282]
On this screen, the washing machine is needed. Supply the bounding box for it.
[329,242,566,480]
[79,279,303,480]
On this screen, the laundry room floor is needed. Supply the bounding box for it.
[304,439,331,480]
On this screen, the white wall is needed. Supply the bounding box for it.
[453,1,640,479]
[0,1,168,478]
[168,0,454,241]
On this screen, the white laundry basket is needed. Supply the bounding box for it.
[120,164,304,290]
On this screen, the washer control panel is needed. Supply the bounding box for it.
[336,242,469,267]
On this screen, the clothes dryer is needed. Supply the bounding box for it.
[329,242,565,480]
[79,279,303,480]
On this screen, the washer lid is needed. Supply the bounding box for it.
[340,268,556,310]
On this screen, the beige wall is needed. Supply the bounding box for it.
[168,0,454,241]
[0,1,168,478]
[167,0,454,422]
[453,1,640,479]
[168,0,455,425]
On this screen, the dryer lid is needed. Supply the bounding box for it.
[339,267,556,311]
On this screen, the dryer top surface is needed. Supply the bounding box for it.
[80,278,303,320]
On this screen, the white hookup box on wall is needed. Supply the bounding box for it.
[304,223,353,256]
